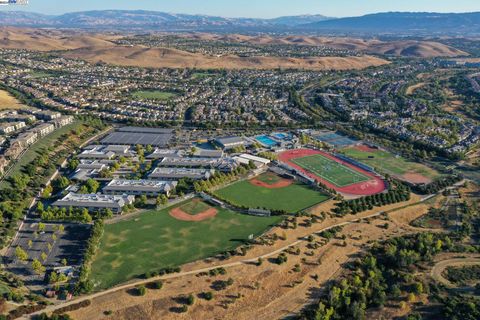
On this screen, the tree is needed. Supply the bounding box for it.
[38,222,46,232]
[315,302,334,320]
[36,202,44,214]
[61,258,68,266]
[41,252,48,262]
[32,259,45,275]
[186,294,195,305]
[15,246,28,262]
[42,185,53,199]
[203,291,213,301]
[84,178,100,193]
[137,285,146,296]
[28,240,33,249]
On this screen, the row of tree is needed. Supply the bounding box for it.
[74,220,104,295]
[334,181,411,215]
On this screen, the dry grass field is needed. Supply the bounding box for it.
[63,46,388,70]
[0,88,24,110]
[62,193,439,320]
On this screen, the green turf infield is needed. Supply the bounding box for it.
[90,199,282,289]
[214,173,329,213]
[341,146,439,180]
[291,154,370,187]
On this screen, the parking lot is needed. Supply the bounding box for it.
[4,217,91,291]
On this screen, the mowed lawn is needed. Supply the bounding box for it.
[342,146,438,179]
[215,179,329,213]
[291,154,370,187]
[132,90,177,101]
[90,203,282,290]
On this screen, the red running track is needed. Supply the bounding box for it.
[278,149,387,196]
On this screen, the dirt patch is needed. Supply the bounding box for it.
[249,177,293,189]
[401,172,432,185]
[406,82,426,95]
[169,206,218,222]
[0,88,24,110]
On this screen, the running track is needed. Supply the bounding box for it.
[279,149,386,196]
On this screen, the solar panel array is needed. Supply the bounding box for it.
[101,132,173,147]
[118,127,174,134]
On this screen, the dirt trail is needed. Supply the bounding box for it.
[26,193,438,319]
[430,256,480,288]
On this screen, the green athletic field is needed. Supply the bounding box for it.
[132,90,177,101]
[291,154,370,187]
[341,146,439,180]
[90,199,282,290]
[214,174,329,213]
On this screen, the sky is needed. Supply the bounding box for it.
[2,0,479,18]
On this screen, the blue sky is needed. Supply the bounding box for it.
[3,0,479,18]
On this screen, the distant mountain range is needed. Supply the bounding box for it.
[0,10,479,35]
[304,12,480,35]
[0,10,332,29]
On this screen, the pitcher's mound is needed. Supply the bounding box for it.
[169,200,218,222]
[249,173,293,189]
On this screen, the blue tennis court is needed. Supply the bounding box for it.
[330,138,358,147]
[272,132,288,140]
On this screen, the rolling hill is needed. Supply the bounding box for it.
[62,45,388,70]
[180,34,467,58]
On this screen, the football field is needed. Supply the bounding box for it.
[291,154,371,187]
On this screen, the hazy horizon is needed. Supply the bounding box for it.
[0,0,479,18]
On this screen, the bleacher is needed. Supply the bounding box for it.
[335,153,375,173]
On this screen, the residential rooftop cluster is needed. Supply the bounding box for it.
[0,107,73,175]
[0,49,324,125]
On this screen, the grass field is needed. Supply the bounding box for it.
[291,154,370,187]
[342,146,439,179]
[0,88,24,110]
[132,90,177,101]
[90,200,282,289]
[215,175,329,213]
[29,71,54,79]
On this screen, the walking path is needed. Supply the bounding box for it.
[26,197,429,319]
[430,256,480,289]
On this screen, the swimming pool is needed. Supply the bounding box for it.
[256,135,279,147]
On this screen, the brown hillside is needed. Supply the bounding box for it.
[0,27,387,70]
[0,27,114,51]
[63,45,388,70]
[184,33,468,58]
